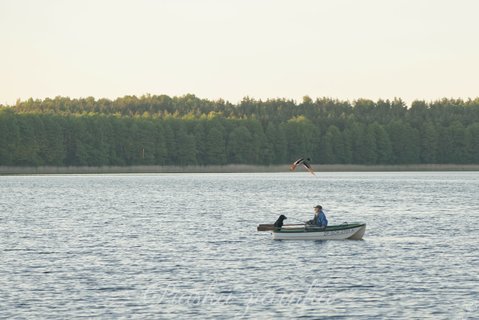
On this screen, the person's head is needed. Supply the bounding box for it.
[314,205,322,213]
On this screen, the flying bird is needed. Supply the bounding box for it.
[290,158,316,175]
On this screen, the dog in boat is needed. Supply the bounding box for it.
[274,215,287,230]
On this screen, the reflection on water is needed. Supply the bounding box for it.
[0,172,478,319]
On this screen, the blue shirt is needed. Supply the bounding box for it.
[315,210,328,227]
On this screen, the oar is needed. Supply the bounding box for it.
[257,215,307,231]
[257,223,304,231]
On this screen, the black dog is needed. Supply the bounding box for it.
[274,214,287,229]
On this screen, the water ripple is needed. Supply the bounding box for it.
[0,172,478,319]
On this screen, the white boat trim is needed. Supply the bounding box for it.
[272,224,366,240]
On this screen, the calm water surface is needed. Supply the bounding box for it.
[1,172,478,319]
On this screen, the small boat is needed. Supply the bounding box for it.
[257,223,366,240]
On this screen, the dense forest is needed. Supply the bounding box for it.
[1,95,478,166]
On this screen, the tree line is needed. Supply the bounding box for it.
[0,95,478,166]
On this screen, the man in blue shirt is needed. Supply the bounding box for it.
[307,205,328,228]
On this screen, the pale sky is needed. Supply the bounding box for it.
[1,0,478,106]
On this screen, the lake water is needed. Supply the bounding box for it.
[1,172,478,319]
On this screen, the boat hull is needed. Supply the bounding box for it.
[272,223,366,240]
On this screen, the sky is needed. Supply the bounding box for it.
[1,0,478,106]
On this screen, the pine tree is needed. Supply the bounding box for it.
[205,125,226,165]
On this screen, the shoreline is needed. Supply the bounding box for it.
[1,164,479,175]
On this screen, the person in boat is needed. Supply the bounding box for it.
[306,205,328,228]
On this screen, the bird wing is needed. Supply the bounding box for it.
[301,161,316,175]
[290,158,304,171]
